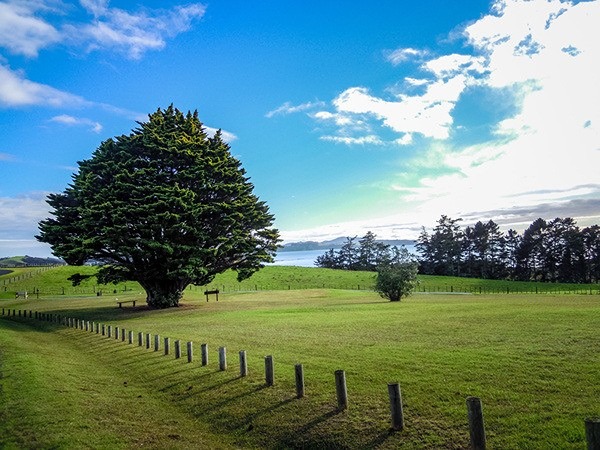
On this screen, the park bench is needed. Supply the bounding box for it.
[116,299,137,308]
[204,289,219,302]
[15,291,28,299]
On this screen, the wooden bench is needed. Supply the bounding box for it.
[15,291,28,299]
[116,299,137,308]
[204,289,219,302]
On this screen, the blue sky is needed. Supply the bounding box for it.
[1,0,599,257]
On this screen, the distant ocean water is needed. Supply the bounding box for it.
[270,245,417,267]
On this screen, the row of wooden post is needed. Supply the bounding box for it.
[2,306,600,449]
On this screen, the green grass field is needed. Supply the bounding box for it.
[1,270,599,448]
[2,264,598,298]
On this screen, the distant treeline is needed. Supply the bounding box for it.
[315,231,415,271]
[0,255,65,268]
[417,215,600,283]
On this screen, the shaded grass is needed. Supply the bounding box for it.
[2,290,600,448]
[0,318,235,449]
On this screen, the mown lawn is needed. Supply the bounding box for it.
[1,289,599,449]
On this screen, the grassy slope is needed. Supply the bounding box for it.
[1,265,598,299]
[2,289,599,449]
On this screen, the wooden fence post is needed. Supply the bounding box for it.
[239,350,248,377]
[164,337,170,356]
[121,328,126,341]
[107,325,112,338]
[388,382,404,431]
[102,324,106,336]
[265,355,274,386]
[128,330,133,344]
[295,364,305,398]
[154,334,160,352]
[586,417,600,450]
[146,333,151,349]
[138,332,143,346]
[175,340,181,359]
[95,322,99,334]
[335,370,348,410]
[201,343,208,366]
[219,347,227,370]
[467,396,486,450]
[187,342,193,363]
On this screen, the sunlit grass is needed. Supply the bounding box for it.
[2,289,599,448]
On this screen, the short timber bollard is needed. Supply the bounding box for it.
[95,322,99,334]
[586,417,600,450]
[201,343,208,366]
[175,340,181,359]
[146,333,151,349]
[85,321,89,332]
[187,342,193,363]
[219,347,227,371]
[121,328,126,341]
[388,382,404,431]
[102,324,106,336]
[115,326,119,340]
[164,337,171,355]
[335,370,348,411]
[138,332,143,347]
[265,355,274,386]
[239,350,248,377]
[467,396,486,450]
[295,364,305,398]
[107,325,112,338]
[128,330,133,344]
[154,334,160,352]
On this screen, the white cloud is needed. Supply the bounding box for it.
[204,126,237,143]
[0,1,61,57]
[385,47,427,65]
[50,114,102,133]
[0,64,86,107]
[291,0,600,238]
[66,3,206,59]
[0,152,16,161]
[320,135,384,145]
[266,101,324,118]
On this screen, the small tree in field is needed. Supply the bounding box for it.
[37,106,280,308]
[375,247,419,302]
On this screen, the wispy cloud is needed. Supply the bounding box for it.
[265,101,324,118]
[50,114,102,133]
[0,63,87,107]
[320,135,384,146]
[0,152,16,161]
[0,1,62,57]
[67,3,207,59]
[384,47,428,66]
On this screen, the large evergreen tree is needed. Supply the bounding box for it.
[37,106,280,308]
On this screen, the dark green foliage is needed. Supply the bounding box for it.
[315,231,410,271]
[417,215,600,284]
[37,106,280,308]
[375,247,419,301]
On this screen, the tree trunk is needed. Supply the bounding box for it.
[140,279,188,308]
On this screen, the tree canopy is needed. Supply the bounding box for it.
[417,215,600,283]
[37,106,280,308]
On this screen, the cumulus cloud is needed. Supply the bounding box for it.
[287,0,600,239]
